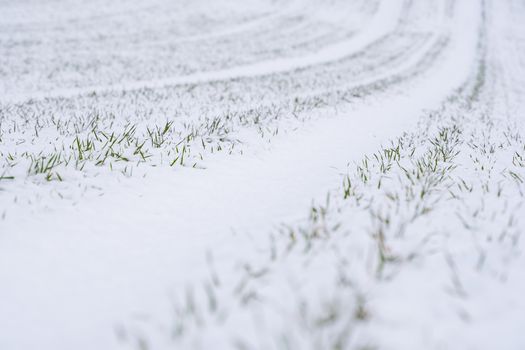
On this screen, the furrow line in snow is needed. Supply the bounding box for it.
[0,0,400,103]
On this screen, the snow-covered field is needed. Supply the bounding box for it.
[1,0,524,349]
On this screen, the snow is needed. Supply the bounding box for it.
[0,0,523,349]
[1,0,402,103]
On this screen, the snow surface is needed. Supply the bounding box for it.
[0,0,524,349]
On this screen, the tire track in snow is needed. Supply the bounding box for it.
[0,0,456,190]
[0,0,398,103]
[0,0,380,99]
[1,0,446,120]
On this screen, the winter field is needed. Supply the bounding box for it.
[1,0,524,349]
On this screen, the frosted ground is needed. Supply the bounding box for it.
[0,0,524,349]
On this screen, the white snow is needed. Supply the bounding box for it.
[0,0,523,349]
